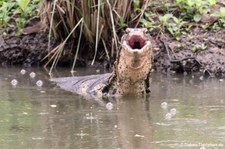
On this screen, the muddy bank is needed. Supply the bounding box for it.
[0,28,49,67]
[0,21,96,67]
[154,27,225,78]
[0,26,225,77]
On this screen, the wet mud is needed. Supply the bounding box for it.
[0,28,49,67]
[154,28,225,77]
[0,26,225,77]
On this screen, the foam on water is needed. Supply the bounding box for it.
[11,79,18,86]
[29,72,36,78]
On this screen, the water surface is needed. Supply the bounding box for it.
[0,67,225,149]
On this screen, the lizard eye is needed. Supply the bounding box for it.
[125,28,131,34]
[144,29,150,34]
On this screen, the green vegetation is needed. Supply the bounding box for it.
[0,0,224,70]
[1,0,224,41]
[175,0,216,21]
[159,14,188,39]
[192,43,207,52]
[140,0,224,39]
[216,7,225,27]
[39,0,152,72]
[0,0,40,34]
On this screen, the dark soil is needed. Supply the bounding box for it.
[0,28,49,67]
[0,20,98,68]
[154,27,225,78]
[0,22,225,77]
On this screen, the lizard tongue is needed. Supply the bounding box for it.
[128,35,146,49]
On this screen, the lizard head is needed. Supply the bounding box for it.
[121,28,152,59]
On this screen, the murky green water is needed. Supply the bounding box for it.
[0,67,225,149]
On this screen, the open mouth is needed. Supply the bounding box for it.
[127,35,146,50]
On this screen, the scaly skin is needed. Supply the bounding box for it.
[103,28,153,96]
[52,28,154,98]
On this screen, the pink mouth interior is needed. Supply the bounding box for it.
[127,35,146,49]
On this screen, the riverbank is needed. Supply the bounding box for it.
[0,0,224,77]
[1,24,224,77]
[154,27,225,78]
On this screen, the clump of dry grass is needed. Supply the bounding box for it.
[39,0,150,73]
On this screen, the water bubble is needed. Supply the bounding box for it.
[32,137,45,140]
[36,80,43,87]
[11,79,18,86]
[38,112,48,115]
[199,76,204,80]
[170,108,177,116]
[106,102,113,110]
[20,69,26,75]
[165,112,172,120]
[134,134,144,138]
[161,102,168,109]
[40,90,46,93]
[219,79,224,82]
[170,70,176,74]
[50,105,57,108]
[29,72,36,78]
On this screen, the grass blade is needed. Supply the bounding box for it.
[106,0,118,51]
[71,20,84,73]
[47,0,57,53]
[91,0,101,65]
[49,18,83,74]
